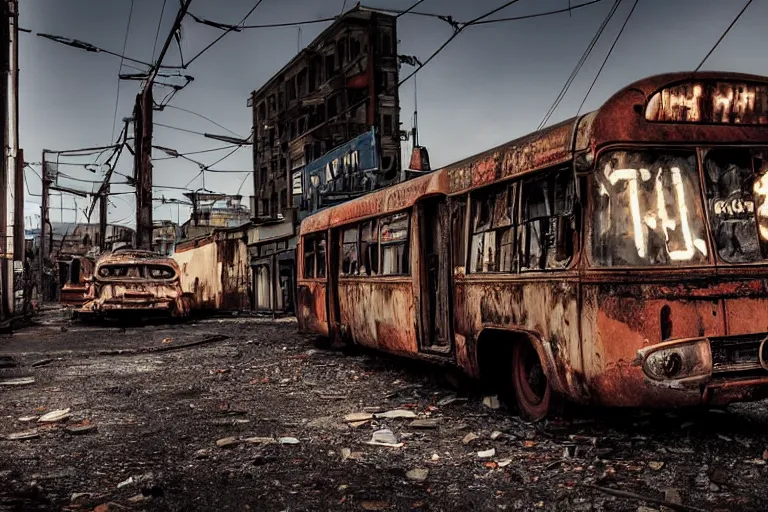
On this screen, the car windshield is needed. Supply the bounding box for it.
[592,150,709,266]
[703,148,768,263]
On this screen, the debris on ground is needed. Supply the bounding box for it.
[37,408,71,423]
[0,310,766,510]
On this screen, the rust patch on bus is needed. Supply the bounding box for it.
[297,281,328,337]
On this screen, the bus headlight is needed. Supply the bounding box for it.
[636,338,712,387]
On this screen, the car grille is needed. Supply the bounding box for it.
[710,333,768,374]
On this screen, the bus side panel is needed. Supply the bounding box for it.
[581,282,724,408]
[453,277,586,400]
[297,280,329,337]
[337,279,418,355]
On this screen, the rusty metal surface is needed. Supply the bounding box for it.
[453,275,584,400]
[80,249,188,317]
[445,119,574,195]
[58,255,94,307]
[296,280,328,336]
[337,278,417,355]
[173,231,251,311]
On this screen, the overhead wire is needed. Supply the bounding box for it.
[184,0,268,69]
[151,0,169,63]
[398,0,526,86]
[472,0,604,24]
[111,0,135,142]
[396,0,428,18]
[695,0,753,72]
[37,33,182,69]
[151,144,242,161]
[158,104,242,137]
[536,0,621,130]
[576,0,638,116]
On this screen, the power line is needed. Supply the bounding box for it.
[695,0,753,72]
[37,33,182,69]
[154,122,210,137]
[151,0,169,63]
[537,0,621,130]
[111,0,135,142]
[576,0,638,116]
[159,104,242,137]
[397,0,428,18]
[472,0,604,24]
[184,0,268,69]
[151,144,242,161]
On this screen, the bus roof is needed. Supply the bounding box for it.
[443,71,768,195]
[300,169,447,235]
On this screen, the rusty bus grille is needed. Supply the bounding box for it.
[710,334,768,374]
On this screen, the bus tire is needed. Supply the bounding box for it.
[512,339,553,421]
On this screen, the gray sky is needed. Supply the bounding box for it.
[19,0,768,229]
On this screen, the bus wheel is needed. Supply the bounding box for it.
[512,340,551,421]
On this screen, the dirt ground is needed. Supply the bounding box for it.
[1,308,767,512]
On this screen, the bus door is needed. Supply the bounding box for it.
[419,196,454,354]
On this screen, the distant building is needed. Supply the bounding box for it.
[247,6,402,314]
[180,193,251,241]
[153,220,181,257]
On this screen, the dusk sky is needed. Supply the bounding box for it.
[18,0,768,229]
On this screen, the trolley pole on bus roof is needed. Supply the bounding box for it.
[134,0,192,251]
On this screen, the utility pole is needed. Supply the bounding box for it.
[98,183,108,252]
[0,0,9,318]
[39,150,48,302]
[134,0,192,250]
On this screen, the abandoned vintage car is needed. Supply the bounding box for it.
[298,71,768,419]
[79,248,190,318]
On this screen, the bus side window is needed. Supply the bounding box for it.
[519,170,575,271]
[451,198,467,274]
[381,212,409,275]
[469,183,517,273]
[303,236,316,278]
[341,227,359,275]
[316,234,327,278]
[360,219,379,276]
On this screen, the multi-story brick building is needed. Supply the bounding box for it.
[246,6,402,314]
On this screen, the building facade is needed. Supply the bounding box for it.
[247,7,402,314]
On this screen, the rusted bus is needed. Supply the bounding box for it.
[173,227,252,312]
[57,254,95,307]
[79,249,188,317]
[299,71,768,420]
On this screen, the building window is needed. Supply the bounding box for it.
[520,170,576,271]
[280,190,287,210]
[381,30,393,56]
[470,183,518,273]
[270,193,278,216]
[260,167,268,187]
[287,79,296,102]
[325,53,335,81]
[261,199,269,216]
[380,212,409,275]
[341,226,359,275]
[360,219,379,276]
[382,114,393,137]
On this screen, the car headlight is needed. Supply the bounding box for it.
[98,267,109,277]
[639,338,711,384]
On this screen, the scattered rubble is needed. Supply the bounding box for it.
[477,448,496,458]
[374,409,417,419]
[37,408,71,423]
[406,468,429,482]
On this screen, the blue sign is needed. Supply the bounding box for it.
[294,129,379,214]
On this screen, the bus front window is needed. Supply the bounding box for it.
[704,149,768,263]
[592,150,709,266]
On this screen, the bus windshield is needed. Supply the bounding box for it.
[592,150,709,266]
[703,148,768,263]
